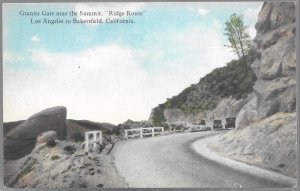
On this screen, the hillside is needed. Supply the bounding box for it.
[150,49,258,127]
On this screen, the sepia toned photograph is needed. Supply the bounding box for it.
[2,1,297,189]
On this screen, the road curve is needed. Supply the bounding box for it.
[113,131,291,188]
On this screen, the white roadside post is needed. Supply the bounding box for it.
[124,130,128,140]
[85,133,89,152]
[93,132,97,149]
[85,131,102,153]
[140,128,143,138]
[152,128,154,137]
[100,131,103,144]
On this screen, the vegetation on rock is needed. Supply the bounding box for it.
[46,139,56,147]
[151,104,167,127]
[64,145,76,155]
[51,155,60,160]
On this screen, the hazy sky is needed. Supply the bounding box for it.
[3,2,262,124]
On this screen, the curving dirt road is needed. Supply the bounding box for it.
[113,131,291,188]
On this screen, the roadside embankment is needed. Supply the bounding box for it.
[191,131,296,187]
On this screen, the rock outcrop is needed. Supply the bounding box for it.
[236,1,296,128]
[4,139,127,188]
[4,106,67,160]
[163,109,203,124]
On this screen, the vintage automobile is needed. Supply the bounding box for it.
[225,117,236,129]
[213,120,223,129]
[199,120,206,125]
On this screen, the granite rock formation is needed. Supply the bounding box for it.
[236,1,296,128]
[4,106,67,160]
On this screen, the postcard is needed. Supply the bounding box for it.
[2,1,297,189]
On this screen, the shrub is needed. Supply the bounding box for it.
[51,155,60,160]
[113,125,122,135]
[152,104,166,127]
[97,144,105,153]
[71,132,84,142]
[64,145,76,155]
[46,138,56,147]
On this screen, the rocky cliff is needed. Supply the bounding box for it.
[236,1,296,128]
[209,1,296,178]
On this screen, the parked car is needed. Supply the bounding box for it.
[225,117,236,129]
[199,120,205,125]
[213,120,223,129]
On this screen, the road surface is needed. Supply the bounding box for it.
[113,131,291,188]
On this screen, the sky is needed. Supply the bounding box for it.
[3,2,263,124]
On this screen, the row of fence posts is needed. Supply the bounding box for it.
[124,127,164,139]
[84,128,164,152]
[84,124,216,151]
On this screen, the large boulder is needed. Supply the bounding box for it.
[4,106,67,160]
[6,106,67,139]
